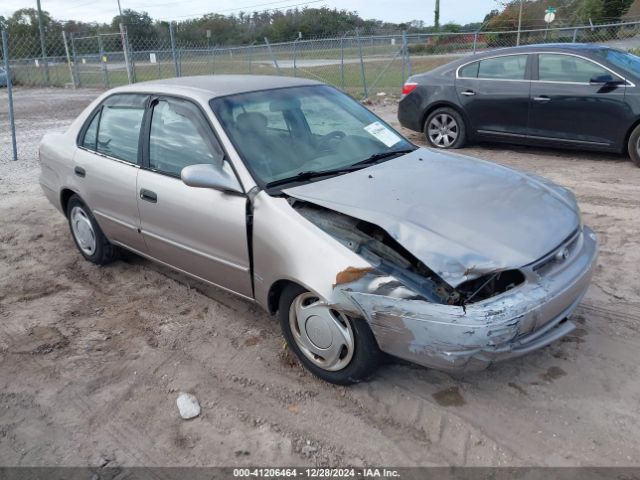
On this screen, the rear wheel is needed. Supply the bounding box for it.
[66,195,119,265]
[424,107,466,149]
[278,284,380,385]
[627,123,640,167]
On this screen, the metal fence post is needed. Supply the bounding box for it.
[169,22,180,77]
[62,31,76,88]
[473,32,479,54]
[572,28,579,43]
[264,37,281,75]
[356,28,368,99]
[401,33,406,86]
[248,44,252,74]
[402,31,411,83]
[340,36,345,89]
[97,34,110,88]
[292,38,298,77]
[70,32,82,87]
[119,23,134,84]
[1,30,18,161]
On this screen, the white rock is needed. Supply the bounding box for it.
[176,392,201,419]
[301,445,317,456]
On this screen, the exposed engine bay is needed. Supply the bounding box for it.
[292,200,524,307]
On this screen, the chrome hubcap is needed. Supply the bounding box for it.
[288,292,355,372]
[70,206,96,255]
[428,113,458,148]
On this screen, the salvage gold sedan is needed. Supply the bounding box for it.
[39,75,598,384]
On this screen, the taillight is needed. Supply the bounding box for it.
[401,82,418,96]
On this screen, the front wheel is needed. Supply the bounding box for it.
[627,123,640,167]
[424,107,466,149]
[278,285,380,385]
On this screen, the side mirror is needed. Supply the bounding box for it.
[590,73,624,86]
[181,163,243,194]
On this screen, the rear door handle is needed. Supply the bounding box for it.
[533,96,551,103]
[461,90,476,96]
[140,189,157,203]
[74,166,86,178]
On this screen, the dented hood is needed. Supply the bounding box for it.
[284,148,580,287]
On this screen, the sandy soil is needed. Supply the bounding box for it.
[0,89,639,468]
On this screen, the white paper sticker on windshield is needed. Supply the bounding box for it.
[364,121,402,147]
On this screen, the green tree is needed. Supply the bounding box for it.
[111,9,155,43]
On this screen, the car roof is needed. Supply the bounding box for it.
[111,75,323,101]
[475,43,610,57]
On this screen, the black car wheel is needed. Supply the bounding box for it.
[627,123,640,167]
[424,107,466,149]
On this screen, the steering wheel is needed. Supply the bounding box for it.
[316,130,346,151]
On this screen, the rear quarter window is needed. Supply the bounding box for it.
[459,62,479,78]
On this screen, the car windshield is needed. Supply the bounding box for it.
[210,85,415,188]
[598,48,640,78]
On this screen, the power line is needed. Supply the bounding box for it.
[156,0,325,20]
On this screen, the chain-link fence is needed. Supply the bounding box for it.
[4,19,640,161]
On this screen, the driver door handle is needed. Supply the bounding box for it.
[140,189,157,203]
[461,90,476,96]
[533,96,551,103]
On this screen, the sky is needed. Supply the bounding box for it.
[0,0,498,25]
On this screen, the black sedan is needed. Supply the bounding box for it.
[398,44,640,166]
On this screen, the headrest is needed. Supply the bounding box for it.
[236,112,268,132]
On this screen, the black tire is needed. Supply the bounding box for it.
[66,194,119,265]
[278,284,381,385]
[627,123,640,167]
[423,107,466,149]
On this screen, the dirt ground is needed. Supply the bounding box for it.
[0,88,639,468]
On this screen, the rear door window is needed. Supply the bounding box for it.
[93,94,147,164]
[478,55,528,80]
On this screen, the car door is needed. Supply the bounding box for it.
[528,53,629,147]
[74,93,148,252]
[136,96,253,298]
[456,53,532,138]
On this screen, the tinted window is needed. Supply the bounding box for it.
[149,98,223,177]
[81,111,100,150]
[538,54,612,83]
[598,49,639,78]
[459,61,479,78]
[96,94,146,163]
[478,55,527,80]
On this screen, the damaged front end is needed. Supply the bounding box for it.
[294,201,598,372]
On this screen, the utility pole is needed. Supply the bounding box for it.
[434,0,440,31]
[36,0,50,85]
[116,0,134,83]
[516,0,524,46]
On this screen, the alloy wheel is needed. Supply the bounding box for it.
[427,113,459,148]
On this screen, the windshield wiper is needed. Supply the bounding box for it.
[264,148,417,190]
[265,166,358,189]
[351,147,417,168]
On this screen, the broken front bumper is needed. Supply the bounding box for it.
[344,227,598,372]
